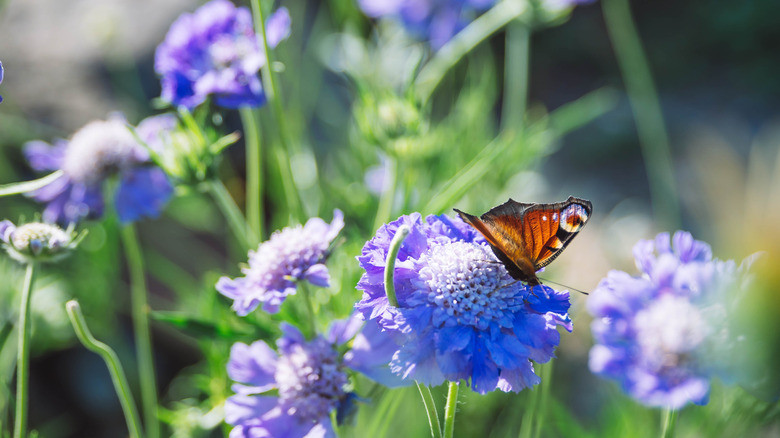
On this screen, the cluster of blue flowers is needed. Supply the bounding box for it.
[154,0,289,109]
[1,0,767,436]
[588,231,754,408]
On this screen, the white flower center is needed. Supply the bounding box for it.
[635,294,708,371]
[62,119,144,183]
[418,241,523,330]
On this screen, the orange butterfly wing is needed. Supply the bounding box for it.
[455,197,592,285]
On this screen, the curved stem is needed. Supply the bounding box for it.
[13,262,35,438]
[416,0,528,103]
[443,381,459,438]
[205,179,253,251]
[661,408,678,438]
[384,225,410,308]
[602,0,680,229]
[121,225,159,438]
[416,383,443,438]
[240,107,264,246]
[66,300,143,438]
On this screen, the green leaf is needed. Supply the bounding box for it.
[0,170,63,197]
[150,311,259,339]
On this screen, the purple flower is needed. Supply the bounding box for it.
[0,220,79,264]
[226,318,403,437]
[24,117,174,224]
[588,231,752,409]
[0,60,4,103]
[217,211,345,316]
[359,0,496,49]
[154,0,291,109]
[355,213,572,394]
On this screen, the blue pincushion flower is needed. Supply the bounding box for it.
[355,213,572,394]
[359,0,496,49]
[226,318,403,437]
[154,0,291,109]
[588,231,752,409]
[217,210,345,316]
[24,117,174,224]
[0,220,80,264]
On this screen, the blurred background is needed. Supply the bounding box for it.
[1,0,779,436]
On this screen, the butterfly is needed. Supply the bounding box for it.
[454,196,592,286]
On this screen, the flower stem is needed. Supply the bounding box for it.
[501,17,531,133]
[205,179,253,251]
[661,408,678,438]
[416,0,528,103]
[65,300,143,438]
[519,361,551,438]
[602,0,680,229]
[239,107,264,246]
[532,361,553,438]
[373,156,397,233]
[13,262,35,438]
[249,0,304,222]
[416,383,443,438]
[384,225,410,308]
[443,381,459,438]
[298,282,317,339]
[121,225,159,438]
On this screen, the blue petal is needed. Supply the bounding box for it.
[304,263,331,288]
[227,341,278,392]
[224,394,278,426]
[115,166,173,223]
[266,7,291,48]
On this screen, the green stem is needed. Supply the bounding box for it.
[298,283,317,339]
[384,225,410,308]
[66,300,143,438]
[661,408,678,438]
[531,361,553,438]
[443,381,459,438]
[416,0,529,103]
[13,263,35,438]
[519,361,551,438]
[501,18,531,133]
[205,179,253,251]
[416,384,443,438]
[372,156,398,232]
[239,107,264,246]
[249,0,304,221]
[121,225,159,438]
[602,0,680,229]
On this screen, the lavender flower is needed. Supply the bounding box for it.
[359,0,496,49]
[355,213,572,394]
[24,117,174,224]
[0,220,79,264]
[226,318,402,437]
[588,231,752,409]
[0,60,4,103]
[154,0,291,109]
[217,210,344,316]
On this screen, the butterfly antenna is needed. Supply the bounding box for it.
[539,277,590,295]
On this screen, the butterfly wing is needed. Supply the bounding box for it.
[457,201,539,283]
[456,197,592,284]
[518,197,592,269]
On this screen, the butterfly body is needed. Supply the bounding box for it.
[454,196,592,286]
